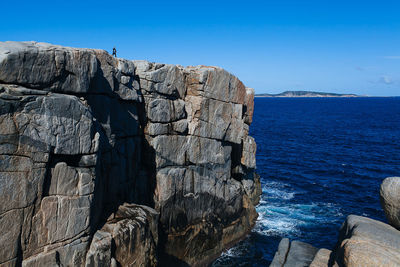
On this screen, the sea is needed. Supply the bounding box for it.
[212,97,400,266]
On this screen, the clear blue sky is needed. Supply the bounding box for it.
[2,1,400,96]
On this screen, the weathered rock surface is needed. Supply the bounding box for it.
[271,215,400,267]
[270,238,318,267]
[85,204,159,267]
[380,176,400,230]
[333,215,400,267]
[270,238,290,267]
[0,41,260,266]
[309,249,336,267]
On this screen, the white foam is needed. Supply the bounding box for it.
[262,182,295,200]
[256,178,344,239]
[255,216,299,236]
[220,247,237,257]
[255,201,344,237]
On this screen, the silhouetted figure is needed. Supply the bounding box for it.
[112,47,117,57]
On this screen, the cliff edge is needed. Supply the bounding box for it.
[0,41,261,266]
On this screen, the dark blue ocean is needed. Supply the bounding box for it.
[212,97,400,266]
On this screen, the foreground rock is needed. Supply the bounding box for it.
[270,215,400,267]
[0,41,260,266]
[270,175,400,267]
[333,215,400,266]
[270,238,318,267]
[309,249,335,267]
[85,204,159,267]
[380,177,400,230]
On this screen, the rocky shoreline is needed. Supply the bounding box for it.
[270,176,400,266]
[0,41,261,266]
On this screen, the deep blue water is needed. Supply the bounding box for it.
[212,97,400,266]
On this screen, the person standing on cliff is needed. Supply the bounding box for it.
[112,47,117,57]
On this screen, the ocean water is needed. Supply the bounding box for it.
[212,97,400,266]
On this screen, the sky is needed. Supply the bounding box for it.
[1,0,400,96]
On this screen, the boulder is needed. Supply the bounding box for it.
[270,239,318,267]
[309,249,336,267]
[285,240,318,267]
[270,238,290,267]
[86,204,159,267]
[380,176,400,230]
[333,215,400,267]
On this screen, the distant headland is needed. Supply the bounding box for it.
[255,91,359,97]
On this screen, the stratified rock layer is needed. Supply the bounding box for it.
[0,41,260,266]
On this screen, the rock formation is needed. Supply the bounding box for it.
[0,41,260,266]
[270,238,319,267]
[380,177,400,230]
[270,177,400,267]
[332,215,400,266]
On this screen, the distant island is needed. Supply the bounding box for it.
[255,91,359,97]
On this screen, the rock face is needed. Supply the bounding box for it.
[380,176,400,230]
[270,238,290,267]
[309,248,335,267]
[0,41,260,266]
[85,204,159,267]
[270,238,318,267]
[333,215,400,267]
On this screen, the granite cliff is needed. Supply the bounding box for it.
[0,41,260,266]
